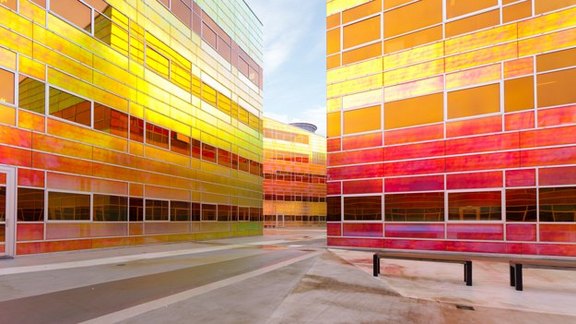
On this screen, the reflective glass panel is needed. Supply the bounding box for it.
[540,187,576,222]
[93,195,128,221]
[385,192,444,222]
[506,189,537,221]
[343,196,382,221]
[17,188,44,222]
[448,191,502,221]
[48,192,90,221]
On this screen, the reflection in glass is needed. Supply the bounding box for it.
[344,196,382,221]
[327,197,341,221]
[48,192,90,221]
[385,192,444,222]
[540,187,576,222]
[129,198,143,222]
[0,69,15,105]
[448,191,502,221]
[202,204,216,221]
[93,195,127,221]
[18,188,44,222]
[145,200,169,221]
[49,88,91,127]
[171,201,191,222]
[506,189,537,222]
[18,76,45,113]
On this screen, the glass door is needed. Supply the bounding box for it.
[0,165,16,258]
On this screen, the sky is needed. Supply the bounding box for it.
[246,0,327,135]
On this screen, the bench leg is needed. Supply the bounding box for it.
[510,265,516,286]
[464,261,472,286]
[373,254,379,277]
[514,264,523,291]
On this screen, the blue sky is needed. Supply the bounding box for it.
[246,0,327,135]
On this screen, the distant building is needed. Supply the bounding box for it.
[326,0,576,255]
[0,0,263,256]
[263,117,327,227]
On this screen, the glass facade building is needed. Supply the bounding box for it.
[0,0,263,256]
[326,0,576,256]
[263,118,327,227]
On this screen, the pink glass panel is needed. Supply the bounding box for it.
[327,237,384,248]
[384,175,444,192]
[521,147,576,167]
[520,125,576,148]
[327,223,342,236]
[385,124,444,145]
[538,104,576,127]
[384,239,447,251]
[445,151,520,172]
[446,115,502,138]
[506,169,536,187]
[329,164,384,180]
[384,158,445,177]
[505,111,535,131]
[385,223,444,239]
[447,171,503,189]
[343,179,383,194]
[540,166,576,186]
[17,224,44,241]
[342,132,383,150]
[343,223,383,237]
[384,141,445,161]
[447,224,504,240]
[506,224,536,241]
[445,132,519,155]
[540,224,576,242]
[445,240,508,253]
[329,148,384,166]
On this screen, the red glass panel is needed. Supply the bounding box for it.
[17,224,44,241]
[538,104,576,128]
[445,133,519,155]
[445,152,520,172]
[329,148,383,166]
[327,137,341,152]
[540,224,576,242]
[521,147,576,167]
[446,115,502,138]
[328,163,384,180]
[385,223,444,239]
[17,168,45,187]
[0,124,32,148]
[506,224,537,241]
[385,124,444,145]
[447,171,503,189]
[540,166,576,186]
[327,182,341,195]
[327,223,341,236]
[342,132,382,150]
[385,175,444,192]
[343,179,382,194]
[327,237,384,248]
[447,224,504,240]
[506,169,536,187]
[342,223,383,237]
[0,145,32,167]
[448,191,502,221]
[385,141,445,161]
[384,158,445,177]
[505,111,534,131]
[520,125,576,148]
[384,238,447,251]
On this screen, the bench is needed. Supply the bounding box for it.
[510,259,576,291]
[373,251,473,286]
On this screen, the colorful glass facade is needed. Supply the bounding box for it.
[0,0,264,256]
[326,0,576,256]
[263,118,327,227]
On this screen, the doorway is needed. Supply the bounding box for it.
[0,165,16,258]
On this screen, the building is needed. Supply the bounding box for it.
[326,0,576,256]
[263,117,327,227]
[0,0,264,256]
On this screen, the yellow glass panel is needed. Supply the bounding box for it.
[343,16,381,49]
[384,59,444,86]
[445,24,517,56]
[19,55,45,80]
[327,112,341,137]
[503,1,532,23]
[327,28,341,55]
[343,88,382,109]
[327,0,372,16]
[384,75,443,102]
[537,68,576,108]
[342,0,381,23]
[344,105,381,134]
[327,73,382,98]
[446,64,501,90]
[446,43,518,73]
[537,48,576,72]
[519,28,576,57]
[0,47,16,70]
[446,0,498,18]
[505,76,534,112]
[448,84,501,119]
[384,0,442,38]
[535,0,576,14]
[385,93,443,129]
[327,57,382,84]
[384,42,443,71]
[384,26,442,54]
[518,6,576,38]
[445,9,500,38]
[342,42,381,65]
[327,97,342,112]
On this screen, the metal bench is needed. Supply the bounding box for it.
[510,259,576,291]
[373,251,473,286]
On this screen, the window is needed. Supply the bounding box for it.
[146,123,170,149]
[250,161,261,176]
[327,112,341,137]
[129,116,144,142]
[48,192,90,221]
[94,104,129,137]
[385,193,444,222]
[0,68,15,105]
[49,88,91,127]
[18,75,45,113]
[218,149,232,168]
[448,191,502,221]
[250,207,261,221]
[445,10,500,38]
[172,0,192,28]
[202,143,217,163]
[506,189,537,222]
[202,204,216,221]
[191,202,201,221]
[191,139,201,159]
[239,207,250,221]
[129,198,143,221]
[218,205,231,222]
[540,187,576,222]
[145,199,169,221]
[17,188,44,222]
[50,0,92,32]
[171,131,191,155]
[239,156,250,173]
[344,196,382,221]
[0,0,17,10]
[171,201,191,221]
[93,195,127,221]
[146,47,170,78]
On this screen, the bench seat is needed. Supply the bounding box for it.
[510,259,576,291]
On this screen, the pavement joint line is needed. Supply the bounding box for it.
[0,239,316,276]
[80,250,323,324]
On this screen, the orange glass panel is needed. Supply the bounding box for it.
[503,0,532,23]
[0,68,15,105]
[384,26,442,54]
[537,48,576,72]
[327,54,341,69]
[327,13,340,29]
[448,84,500,119]
[343,105,381,134]
[384,0,414,9]
[384,0,442,38]
[342,0,381,24]
[537,68,576,108]
[385,93,443,129]
[445,10,500,38]
[535,0,576,14]
[504,57,534,78]
[343,16,381,49]
[342,42,381,65]
[446,0,498,18]
[327,28,341,55]
[327,112,341,137]
[505,76,534,112]
[1,0,17,10]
